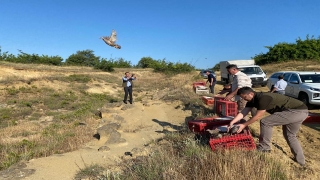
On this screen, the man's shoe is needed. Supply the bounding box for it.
[129,101,132,104]
[123,100,127,104]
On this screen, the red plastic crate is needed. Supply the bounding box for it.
[215,100,238,117]
[202,96,214,105]
[209,127,256,151]
[193,82,206,91]
[214,96,226,112]
[188,116,234,134]
[303,113,320,124]
[193,81,206,87]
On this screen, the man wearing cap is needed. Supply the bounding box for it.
[270,75,287,95]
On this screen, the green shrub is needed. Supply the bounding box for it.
[253,35,320,65]
[94,59,115,72]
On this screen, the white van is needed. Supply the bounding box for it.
[220,60,267,86]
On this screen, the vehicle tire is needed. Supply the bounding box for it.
[298,93,313,109]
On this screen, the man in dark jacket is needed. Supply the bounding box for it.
[206,71,216,94]
[228,87,308,166]
[122,72,136,104]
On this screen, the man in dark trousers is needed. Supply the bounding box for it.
[228,87,308,166]
[206,71,216,94]
[122,72,136,104]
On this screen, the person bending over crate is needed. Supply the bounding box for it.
[227,87,308,166]
[224,64,254,114]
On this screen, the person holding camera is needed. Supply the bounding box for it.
[122,72,136,104]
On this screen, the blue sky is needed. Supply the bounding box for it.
[1,0,320,69]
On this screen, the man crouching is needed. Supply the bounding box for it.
[227,87,308,166]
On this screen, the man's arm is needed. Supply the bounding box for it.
[228,107,251,129]
[224,87,239,100]
[270,81,280,93]
[234,109,266,133]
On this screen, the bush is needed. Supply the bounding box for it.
[94,59,115,72]
[152,59,195,74]
[65,49,100,66]
[253,35,320,65]
[0,48,63,65]
[137,57,157,68]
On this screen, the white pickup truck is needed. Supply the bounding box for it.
[267,71,320,106]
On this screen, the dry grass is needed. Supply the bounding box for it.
[0,63,125,170]
[260,60,320,76]
[79,131,291,180]
[1,61,315,179]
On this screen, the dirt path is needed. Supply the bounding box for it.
[5,100,190,180]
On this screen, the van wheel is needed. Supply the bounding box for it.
[299,93,313,109]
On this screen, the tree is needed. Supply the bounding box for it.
[253,35,320,65]
[212,63,220,71]
[112,58,132,68]
[65,49,100,67]
[137,57,156,68]
[94,58,115,72]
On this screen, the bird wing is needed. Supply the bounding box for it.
[101,36,113,46]
[109,29,117,43]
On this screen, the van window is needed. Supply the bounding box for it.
[240,67,263,74]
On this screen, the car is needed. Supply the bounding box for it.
[199,70,216,79]
[267,71,320,106]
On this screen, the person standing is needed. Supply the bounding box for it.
[270,75,287,95]
[227,87,308,166]
[206,71,216,94]
[224,64,252,113]
[122,72,136,104]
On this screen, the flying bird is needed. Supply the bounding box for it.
[100,29,121,49]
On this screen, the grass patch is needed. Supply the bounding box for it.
[114,131,288,180]
[74,164,107,180]
[64,74,92,83]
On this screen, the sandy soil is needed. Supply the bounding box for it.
[0,63,320,180]
[16,101,189,180]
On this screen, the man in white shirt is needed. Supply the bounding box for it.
[224,64,253,113]
[271,75,287,95]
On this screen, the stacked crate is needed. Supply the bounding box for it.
[188,116,233,134]
[202,96,215,106]
[214,99,238,117]
[209,127,256,151]
[187,117,256,151]
[192,82,206,91]
[192,82,209,94]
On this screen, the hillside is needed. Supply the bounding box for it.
[0,61,319,179]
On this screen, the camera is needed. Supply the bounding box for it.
[131,74,135,77]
